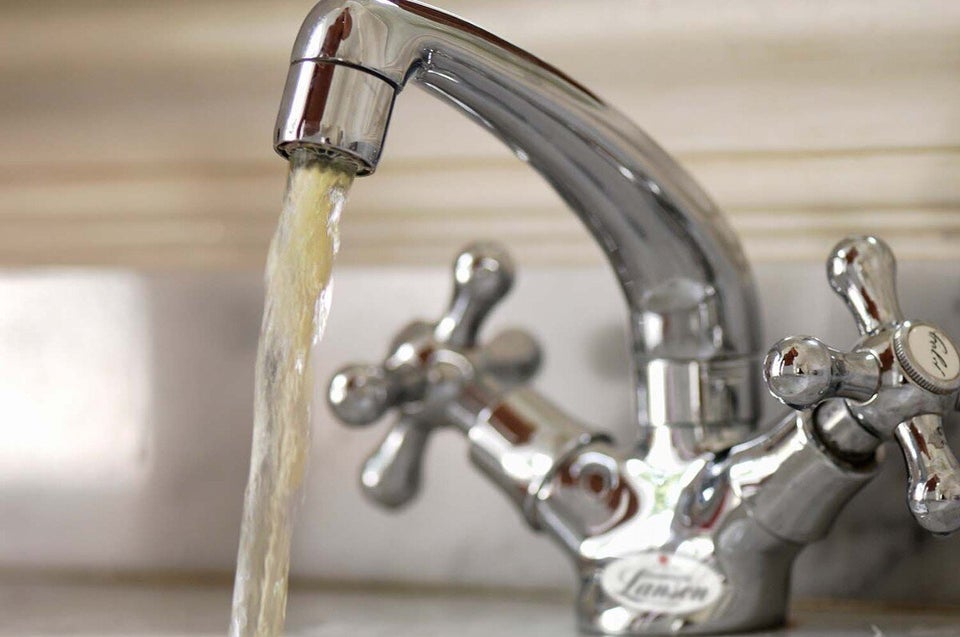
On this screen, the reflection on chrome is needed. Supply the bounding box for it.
[275,2,960,634]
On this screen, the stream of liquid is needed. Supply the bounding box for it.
[229,150,355,637]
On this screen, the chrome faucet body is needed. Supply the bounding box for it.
[275,0,761,446]
[324,242,883,635]
[274,2,960,634]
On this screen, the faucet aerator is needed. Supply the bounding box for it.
[275,60,397,175]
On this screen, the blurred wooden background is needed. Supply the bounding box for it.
[2,0,960,268]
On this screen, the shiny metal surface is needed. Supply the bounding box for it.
[764,337,880,409]
[326,244,887,635]
[328,243,542,508]
[543,409,877,635]
[893,321,960,395]
[275,61,396,175]
[279,0,762,435]
[465,385,600,523]
[765,236,960,535]
[827,235,903,336]
[810,399,881,463]
[274,2,958,633]
[895,414,960,535]
[643,358,758,439]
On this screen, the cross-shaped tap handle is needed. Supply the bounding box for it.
[827,235,904,335]
[327,242,541,507]
[764,236,960,534]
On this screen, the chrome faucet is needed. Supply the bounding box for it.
[274,2,960,634]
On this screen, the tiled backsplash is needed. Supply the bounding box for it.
[1,258,958,602]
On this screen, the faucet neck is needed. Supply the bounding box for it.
[277,0,762,438]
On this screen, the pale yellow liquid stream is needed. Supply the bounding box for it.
[230,150,354,637]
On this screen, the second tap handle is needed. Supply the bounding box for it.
[827,236,904,335]
[895,414,960,535]
[360,417,432,508]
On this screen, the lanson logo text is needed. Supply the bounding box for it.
[615,569,712,604]
[600,553,724,615]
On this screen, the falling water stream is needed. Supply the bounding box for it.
[229,149,355,637]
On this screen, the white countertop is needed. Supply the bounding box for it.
[2,579,959,637]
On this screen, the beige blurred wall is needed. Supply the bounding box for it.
[3,1,960,600]
[2,0,960,268]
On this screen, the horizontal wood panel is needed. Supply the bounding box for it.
[2,0,959,266]
[2,152,958,267]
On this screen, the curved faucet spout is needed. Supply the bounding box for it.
[275,0,762,439]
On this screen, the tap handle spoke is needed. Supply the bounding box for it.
[827,235,904,335]
[763,336,880,410]
[360,416,432,508]
[329,363,406,426]
[343,357,458,508]
[895,414,960,535]
[764,235,960,534]
[436,242,515,348]
[327,242,539,508]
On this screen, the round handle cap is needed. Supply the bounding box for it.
[894,322,960,395]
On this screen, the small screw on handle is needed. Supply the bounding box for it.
[327,242,537,509]
[763,336,880,410]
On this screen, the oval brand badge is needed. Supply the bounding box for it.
[907,325,960,382]
[600,552,725,616]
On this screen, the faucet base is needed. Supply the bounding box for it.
[575,541,794,636]
[529,410,878,636]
